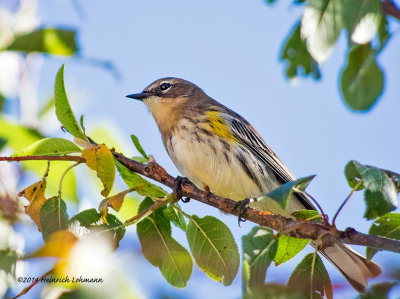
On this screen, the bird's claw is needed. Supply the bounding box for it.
[173,176,191,202]
[235,198,251,227]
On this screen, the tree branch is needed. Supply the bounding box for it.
[381,0,400,21]
[0,155,85,163]
[113,152,400,254]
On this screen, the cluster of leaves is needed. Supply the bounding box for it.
[242,161,400,297]
[268,0,395,111]
[1,64,400,299]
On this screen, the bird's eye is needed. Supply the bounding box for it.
[160,82,171,91]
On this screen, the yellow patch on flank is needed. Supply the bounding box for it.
[205,110,238,142]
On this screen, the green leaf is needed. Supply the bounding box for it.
[79,115,86,134]
[344,161,398,219]
[383,169,400,191]
[301,0,345,63]
[0,119,78,202]
[115,160,167,198]
[358,282,397,299]
[377,17,390,51]
[0,93,5,113]
[244,283,308,299]
[242,226,277,290]
[6,28,78,56]
[263,0,278,4]
[366,213,400,259]
[164,204,186,231]
[292,210,322,222]
[259,175,315,210]
[340,43,384,111]
[69,209,125,245]
[186,215,239,286]
[274,235,309,266]
[343,0,381,44]
[0,249,18,275]
[288,253,332,299]
[0,137,7,151]
[12,138,81,157]
[137,198,192,288]
[280,22,321,80]
[130,134,148,159]
[54,64,86,139]
[0,119,44,151]
[39,197,69,241]
[81,144,115,197]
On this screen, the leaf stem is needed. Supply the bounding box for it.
[302,191,328,224]
[124,198,168,225]
[310,249,318,298]
[331,182,361,228]
[58,162,81,228]
[171,203,191,219]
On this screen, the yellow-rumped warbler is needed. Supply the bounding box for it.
[127,77,381,292]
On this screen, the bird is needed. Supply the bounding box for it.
[126,77,381,292]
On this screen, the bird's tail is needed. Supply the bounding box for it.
[318,243,382,292]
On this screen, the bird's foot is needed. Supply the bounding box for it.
[173,176,191,202]
[235,198,253,227]
[202,182,211,199]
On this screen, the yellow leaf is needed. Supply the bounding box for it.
[107,192,125,211]
[82,144,115,197]
[98,191,127,225]
[30,230,77,258]
[81,145,97,170]
[20,180,47,228]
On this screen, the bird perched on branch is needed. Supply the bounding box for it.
[127,77,381,292]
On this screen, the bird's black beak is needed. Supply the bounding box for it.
[126,92,152,101]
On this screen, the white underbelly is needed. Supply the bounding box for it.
[166,132,275,201]
[163,124,307,216]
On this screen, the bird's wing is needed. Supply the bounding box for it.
[223,111,316,210]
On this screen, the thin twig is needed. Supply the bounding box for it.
[0,155,85,163]
[112,152,400,254]
[11,268,54,299]
[381,0,400,21]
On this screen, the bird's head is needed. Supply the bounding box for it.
[127,77,202,106]
[127,77,208,130]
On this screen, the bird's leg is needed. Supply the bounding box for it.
[235,198,257,226]
[202,182,211,199]
[173,176,191,202]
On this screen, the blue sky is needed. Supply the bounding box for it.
[30,0,400,298]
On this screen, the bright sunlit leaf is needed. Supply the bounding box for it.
[82,144,116,197]
[54,64,86,140]
[274,235,309,266]
[20,180,47,228]
[12,138,81,157]
[6,28,78,56]
[301,0,345,63]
